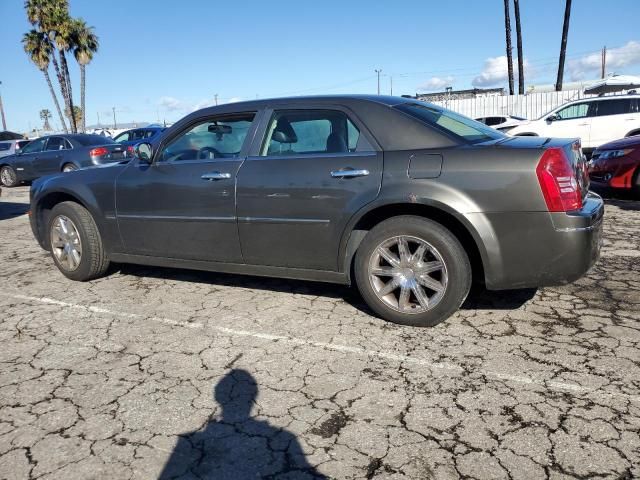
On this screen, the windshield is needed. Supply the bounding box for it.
[396,103,505,144]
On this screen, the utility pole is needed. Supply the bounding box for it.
[112,107,117,129]
[390,76,393,96]
[601,46,607,79]
[214,94,219,106]
[97,111,100,127]
[555,0,572,91]
[374,69,382,95]
[0,81,7,131]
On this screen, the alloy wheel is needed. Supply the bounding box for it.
[50,215,83,272]
[0,167,17,186]
[368,235,448,314]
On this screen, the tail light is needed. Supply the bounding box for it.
[126,145,135,156]
[89,147,109,157]
[536,147,583,212]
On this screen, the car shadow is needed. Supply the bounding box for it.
[158,369,327,479]
[115,264,536,317]
[0,201,29,221]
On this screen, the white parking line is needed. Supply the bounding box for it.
[6,292,638,403]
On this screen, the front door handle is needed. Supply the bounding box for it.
[201,171,231,181]
[330,168,370,178]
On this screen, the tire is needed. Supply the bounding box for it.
[47,201,110,281]
[62,163,77,172]
[354,216,472,327]
[0,165,19,187]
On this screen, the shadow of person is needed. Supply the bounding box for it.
[159,369,326,479]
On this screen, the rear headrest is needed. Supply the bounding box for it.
[272,118,297,143]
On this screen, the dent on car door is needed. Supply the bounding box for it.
[236,107,383,271]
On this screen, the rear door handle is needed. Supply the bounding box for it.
[330,168,369,178]
[201,171,231,181]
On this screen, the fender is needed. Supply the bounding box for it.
[338,192,500,286]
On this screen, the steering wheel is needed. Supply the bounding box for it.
[198,146,221,160]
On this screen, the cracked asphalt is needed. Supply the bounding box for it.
[0,185,639,479]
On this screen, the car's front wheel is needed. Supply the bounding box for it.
[354,216,471,327]
[47,201,110,281]
[0,165,19,187]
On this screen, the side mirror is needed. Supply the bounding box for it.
[546,114,559,122]
[134,142,153,163]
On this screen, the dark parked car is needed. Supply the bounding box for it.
[112,126,165,147]
[0,134,129,187]
[29,95,603,327]
[589,135,640,192]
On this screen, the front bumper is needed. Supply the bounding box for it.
[478,192,604,290]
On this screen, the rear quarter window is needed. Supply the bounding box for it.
[0,143,11,151]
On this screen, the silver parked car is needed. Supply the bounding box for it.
[0,139,31,159]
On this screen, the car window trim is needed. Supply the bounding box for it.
[151,110,260,165]
[247,104,381,158]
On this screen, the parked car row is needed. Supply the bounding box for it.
[0,126,161,187]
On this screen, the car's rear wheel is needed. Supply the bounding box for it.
[0,165,19,187]
[48,201,110,281]
[354,216,471,327]
[62,163,77,172]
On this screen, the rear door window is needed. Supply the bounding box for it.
[261,109,370,156]
[45,137,68,151]
[595,99,633,116]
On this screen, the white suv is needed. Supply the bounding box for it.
[508,95,640,150]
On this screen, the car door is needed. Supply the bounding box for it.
[115,112,259,263]
[589,98,635,147]
[12,137,47,180]
[236,107,383,271]
[34,136,67,175]
[544,102,595,147]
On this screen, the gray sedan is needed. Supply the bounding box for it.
[29,95,603,327]
[0,134,129,187]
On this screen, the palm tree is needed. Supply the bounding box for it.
[25,0,79,132]
[22,29,67,132]
[513,0,524,94]
[24,0,75,131]
[503,0,514,95]
[40,109,52,130]
[71,19,98,133]
[556,0,572,91]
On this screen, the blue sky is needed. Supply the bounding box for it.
[1,0,640,132]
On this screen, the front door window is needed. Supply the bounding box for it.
[160,114,255,162]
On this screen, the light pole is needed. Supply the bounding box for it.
[112,107,117,129]
[0,81,7,131]
[374,69,382,95]
[214,94,219,106]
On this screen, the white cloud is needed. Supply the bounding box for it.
[418,76,455,91]
[472,56,531,88]
[568,41,640,80]
[158,96,185,111]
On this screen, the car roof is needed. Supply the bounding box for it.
[562,94,640,106]
[193,94,413,115]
